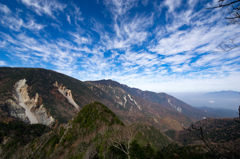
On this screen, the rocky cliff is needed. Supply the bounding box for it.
[53,81,80,110]
[1,99,29,123]
[0,67,192,131]
[3,79,55,126]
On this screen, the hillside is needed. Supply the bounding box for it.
[85,79,193,131]
[165,117,240,145]
[0,121,51,159]
[3,102,172,159]
[87,80,219,121]
[0,67,101,124]
[0,67,193,131]
[165,117,240,158]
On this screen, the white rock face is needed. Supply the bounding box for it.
[123,95,127,108]
[4,99,30,123]
[128,94,134,101]
[117,101,123,106]
[154,117,159,123]
[128,94,141,110]
[12,79,55,126]
[177,106,182,113]
[53,81,80,111]
[168,98,182,113]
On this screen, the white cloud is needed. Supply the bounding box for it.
[0,3,11,14]
[164,0,182,13]
[67,14,71,24]
[118,50,158,67]
[69,32,90,45]
[149,5,240,56]
[109,13,154,49]
[21,0,66,17]
[171,64,192,73]
[192,53,223,67]
[0,0,240,93]
[0,6,45,31]
[104,0,138,16]
[0,61,6,66]
[24,20,46,30]
[209,100,215,103]
[163,54,193,65]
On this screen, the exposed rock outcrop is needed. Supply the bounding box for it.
[128,94,141,110]
[2,99,30,124]
[53,81,80,111]
[168,98,182,113]
[4,79,55,126]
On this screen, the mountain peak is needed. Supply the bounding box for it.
[72,101,124,131]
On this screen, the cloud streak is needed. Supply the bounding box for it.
[0,0,239,92]
[21,0,66,17]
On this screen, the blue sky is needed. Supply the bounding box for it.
[0,0,240,92]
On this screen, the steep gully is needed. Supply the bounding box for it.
[15,79,38,124]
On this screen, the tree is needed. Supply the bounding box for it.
[183,123,229,159]
[235,106,240,123]
[208,0,240,51]
[183,106,240,159]
[208,0,240,23]
[108,126,137,159]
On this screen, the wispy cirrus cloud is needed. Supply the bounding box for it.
[66,14,71,25]
[0,3,11,14]
[0,3,45,31]
[20,0,66,17]
[0,0,239,92]
[104,0,138,16]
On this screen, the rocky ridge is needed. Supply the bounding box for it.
[3,79,55,126]
[88,79,219,121]
[7,102,172,159]
[53,81,80,111]
[0,67,193,131]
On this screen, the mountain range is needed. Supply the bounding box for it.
[0,67,220,132]
[169,91,240,110]
[87,80,219,120]
[0,67,239,159]
[196,106,238,118]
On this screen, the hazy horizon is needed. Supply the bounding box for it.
[167,91,240,111]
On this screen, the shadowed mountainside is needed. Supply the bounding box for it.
[0,67,193,131]
[2,102,172,159]
[87,79,219,121]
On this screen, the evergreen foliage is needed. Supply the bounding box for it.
[0,121,50,158]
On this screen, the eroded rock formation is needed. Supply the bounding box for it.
[2,99,30,123]
[53,81,80,111]
[4,79,55,126]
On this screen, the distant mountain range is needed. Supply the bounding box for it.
[195,106,238,118]
[169,91,240,110]
[87,79,219,121]
[205,90,240,98]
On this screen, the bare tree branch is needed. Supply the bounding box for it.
[183,123,230,159]
[207,0,240,9]
[107,126,137,159]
